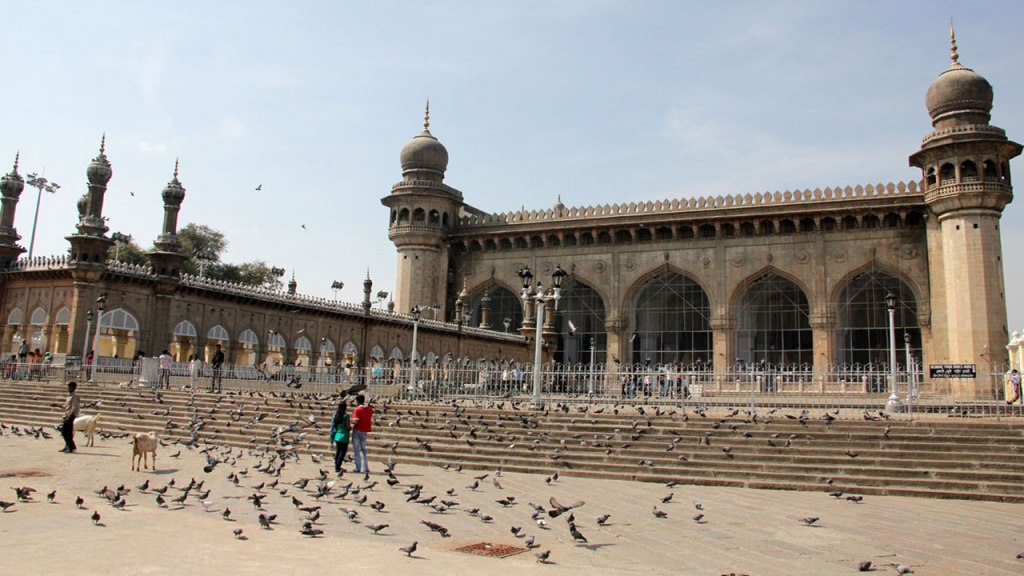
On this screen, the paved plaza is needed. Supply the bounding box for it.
[0,430,1021,575]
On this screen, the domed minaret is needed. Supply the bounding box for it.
[381,102,465,319]
[66,135,115,271]
[910,25,1022,387]
[147,160,188,278]
[0,153,26,266]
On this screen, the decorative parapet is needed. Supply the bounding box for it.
[106,259,155,278]
[5,255,71,271]
[457,180,924,228]
[391,179,464,199]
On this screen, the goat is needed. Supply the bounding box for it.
[73,413,101,447]
[132,431,158,471]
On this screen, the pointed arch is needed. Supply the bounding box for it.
[238,329,258,345]
[733,269,812,366]
[54,306,72,326]
[832,266,922,367]
[320,338,336,354]
[207,325,230,341]
[7,308,23,325]
[369,345,385,359]
[173,320,197,337]
[389,347,404,360]
[294,335,312,352]
[627,267,712,365]
[467,280,523,331]
[267,332,285,348]
[30,307,47,325]
[99,308,140,331]
[343,341,358,355]
[552,275,608,366]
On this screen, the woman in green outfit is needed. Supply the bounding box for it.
[330,401,351,474]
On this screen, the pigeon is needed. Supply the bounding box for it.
[47,490,57,503]
[846,495,864,503]
[800,517,820,526]
[652,506,668,518]
[399,541,418,557]
[258,514,272,530]
[535,550,551,563]
[367,523,389,534]
[13,487,36,501]
[91,511,101,525]
[596,514,610,526]
[857,560,873,571]
[300,523,324,537]
[661,493,674,504]
[692,513,705,523]
[568,522,588,543]
[222,507,232,520]
[524,535,536,548]
[420,520,450,537]
[75,496,85,509]
[892,564,914,574]
[511,526,523,537]
[548,497,584,518]
[0,500,15,512]
[233,528,244,539]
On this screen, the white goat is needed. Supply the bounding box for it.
[73,413,101,447]
[131,431,158,471]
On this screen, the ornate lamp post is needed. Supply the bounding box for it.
[588,336,596,395]
[904,331,914,403]
[331,280,344,299]
[24,172,60,260]
[82,309,94,369]
[90,294,107,382]
[885,291,900,413]
[519,265,567,407]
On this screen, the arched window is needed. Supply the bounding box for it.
[442,213,449,227]
[514,237,528,249]
[207,325,230,341]
[552,279,607,366]
[597,231,612,244]
[530,235,544,248]
[863,214,880,229]
[735,272,812,366]
[173,321,197,338]
[412,208,426,223]
[960,160,978,181]
[940,162,955,182]
[883,213,901,227]
[581,232,595,245]
[615,230,632,243]
[564,233,578,246]
[294,336,312,352]
[759,220,774,235]
[779,220,796,234]
[655,227,673,241]
[54,307,71,325]
[799,218,816,232]
[469,240,482,252]
[239,329,258,346]
[389,347,404,361]
[320,339,336,354]
[30,307,47,325]
[835,270,920,367]
[7,308,23,325]
[267,332,285,349]
[630,271,710,365]
[343,342,358,356]
[720,223,735,237]
[499,238,512,250]
[397,208,410,223]
[484,239,497,251]
[740,222,756,236]
[370,345,385,359]
[99,308,140,332]
[636,228,653,242]
[547,234,561,247]
[699,224,716,238]
[821,217,837,231]
[428,209,440,224]
[678,226,694,239]
[983,160,998,180]
[468,285,523,332]
[842,215,859,230]
[926,167,937,186]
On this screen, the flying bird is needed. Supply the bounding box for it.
[255,184,262,191]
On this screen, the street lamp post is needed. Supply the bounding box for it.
[331,280,344,300]
[90,294,107,383]
[588,336,596,395]
[111,232,132,262]
[25,172,60,260]
[885,291,900,413]
[408,304,439,392]
[903,331,914,404]
[503,317,512,333]
[519,265,567,407]
[82,309,94,377]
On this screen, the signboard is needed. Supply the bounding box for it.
[929,364,976,378]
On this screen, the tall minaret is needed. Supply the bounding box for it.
[147,160,188,278]
[0,153,26,266]
[910,25,1022,392]
[381,102,464,318]
[66,136,115,266]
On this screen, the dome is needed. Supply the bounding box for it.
[399,102,448,177]
[161,160,186,205]
[0,154,24,198]
[87,135,113,186]
[924,27,993,123]
[925,64,993,121]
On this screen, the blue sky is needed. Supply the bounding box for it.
[7,1,1024,331]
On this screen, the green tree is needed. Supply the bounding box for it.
[178,223,228,276]
[105,238,148,266]
[211,260,282,289]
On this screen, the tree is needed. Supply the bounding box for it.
[105,238,148,266]
[178,223,227,276]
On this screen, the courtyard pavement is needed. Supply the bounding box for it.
[0,429,1021,575]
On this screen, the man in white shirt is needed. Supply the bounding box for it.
[158,350,173,388]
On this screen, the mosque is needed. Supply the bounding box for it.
[0,30,1017,397]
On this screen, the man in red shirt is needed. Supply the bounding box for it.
[351,394,373,480]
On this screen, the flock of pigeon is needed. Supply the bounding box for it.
[2,386,1022,573]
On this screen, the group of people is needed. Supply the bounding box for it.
[157,345,225,390]
[329,394,372,479]
[4,340,53,380]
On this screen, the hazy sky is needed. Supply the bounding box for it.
[6,1,1024,331]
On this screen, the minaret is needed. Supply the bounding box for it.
[288,271,297,295]
[0,153,26,266]
[66,136,115,267]
[147,160,188,278]
[910,25,1022,393]
[381,102,464,319]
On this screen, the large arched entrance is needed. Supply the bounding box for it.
[171,320,197,361]
[735,272,812,367]
[552,278,607,366]
[468,284,523,332]
[835,270,921,368]
[629,271,711,366]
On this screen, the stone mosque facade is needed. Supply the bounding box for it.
[383,34,1020,397]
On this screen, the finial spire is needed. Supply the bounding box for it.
[173,157,179,179]
[366,267,371,279]
[12,151,19,175]
[424,99,430,131]
[99,132,106,155]
[949,19,960,67]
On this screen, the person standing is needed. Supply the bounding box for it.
[158,350,172,388]
[188,354,200,389]
[1008,369,1022,405]
[51,381,80,453]
[351,394,373,480]
[330,401,351,475]
[211,344,225,392]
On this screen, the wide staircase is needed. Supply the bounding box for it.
[2,380,1022,503]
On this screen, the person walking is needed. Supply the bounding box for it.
[51,381,80,453]
[211,344,225,392]
[351,394,373,480]
[158,350,172,388]
[188,354,201,390]
[330,401,351,475]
